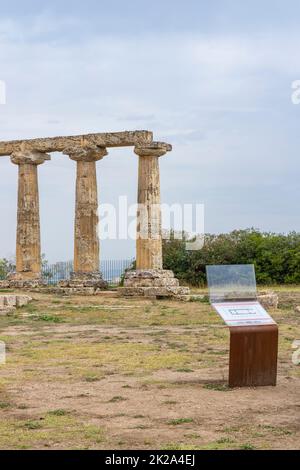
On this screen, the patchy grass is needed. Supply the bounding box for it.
[239,443,256,450]
[47,409,71,417]
[83,374,102,383]
[167,418,194,426]
[0,289,299,449]
[0,413,104,449]
[0,402,11,409]
[203,383,230,392]
[108,396,127,403]
[32,315,65,324]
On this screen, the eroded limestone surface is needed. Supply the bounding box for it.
[135,143,171,271]
[64,146,107,277]
[0,131,153,156]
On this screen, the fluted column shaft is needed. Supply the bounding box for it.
[134,143,171,270]
[74,159,99,273]
[64,145,107,275]
[10,150,50,280]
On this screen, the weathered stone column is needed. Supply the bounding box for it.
[8,149,50,287]
[122,142,190,299]
[135,142,171,270]
[62,145,108,290]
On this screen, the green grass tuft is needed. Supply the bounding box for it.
[167,418,194,426]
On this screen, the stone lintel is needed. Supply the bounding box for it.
[134,141,172,158]
[0,131,153,157]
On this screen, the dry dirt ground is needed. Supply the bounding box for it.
[0,287,299,450]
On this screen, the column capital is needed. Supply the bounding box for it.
[63,145,108,162]
[11,149,51,166]
[134,141,172,158]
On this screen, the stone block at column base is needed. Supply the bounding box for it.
[0,280,10,289]
[6,272,46,289]
[58,271,108,294]
[120,269,190,299]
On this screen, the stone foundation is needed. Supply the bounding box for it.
[120,269,190,299]
[7,280,46,289]
[0,280,10,289]
[51,287,97,296]
[4,273,46,289]
[57,271,108,294]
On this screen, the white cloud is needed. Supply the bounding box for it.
[0,14,299,260]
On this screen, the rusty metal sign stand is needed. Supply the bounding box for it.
[206,265,278,388]
[228,324,278,387]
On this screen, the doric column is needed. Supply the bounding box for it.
[63,145,108,288]
[9,149,50,284]
[134,142,171,270]
[121,141,190,299]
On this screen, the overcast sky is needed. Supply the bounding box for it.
[0,0,299,262]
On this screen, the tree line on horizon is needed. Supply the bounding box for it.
[162,229,300,286]
[1,229,299,286]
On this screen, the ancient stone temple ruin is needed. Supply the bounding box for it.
[0,131,189,298]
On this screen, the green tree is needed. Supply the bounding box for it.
[162,229,300,286]
[0,258,15,279]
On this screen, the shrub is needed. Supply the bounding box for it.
[162,229,300,286]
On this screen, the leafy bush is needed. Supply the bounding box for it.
[162,229,300,286]
[0,258,15,279]
[0,254,48,280]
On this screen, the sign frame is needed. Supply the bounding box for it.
[206,264,278,388]
[211,300,276,327]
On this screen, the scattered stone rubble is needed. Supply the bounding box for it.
[257,291,279,309]
[0,295,32,315]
